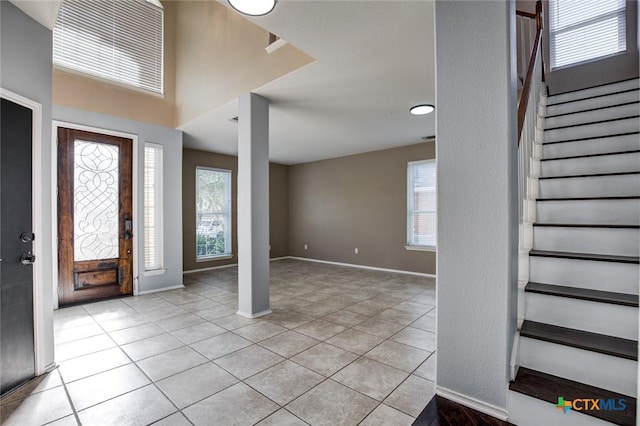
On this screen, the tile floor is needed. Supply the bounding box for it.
[0,259,437,426]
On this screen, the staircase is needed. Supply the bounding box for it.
[509,78,640,426]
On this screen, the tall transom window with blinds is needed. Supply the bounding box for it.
[549,0,627,70]
[196,168,232,260]
[144,143,163,272]
[53,0,164,94]
[407,160,436,248]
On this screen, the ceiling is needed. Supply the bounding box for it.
[11,0,436,165]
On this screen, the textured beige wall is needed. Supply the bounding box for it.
[174,0,314,126]
[288,142,436,275]
[52,0,177,128]
[182,148,289,271]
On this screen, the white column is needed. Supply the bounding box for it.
[435,0,518,418]
[237,93,271,318]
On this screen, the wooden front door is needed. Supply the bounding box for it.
[57,128,133,306]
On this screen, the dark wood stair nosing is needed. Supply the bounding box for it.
[532,223,640,229]
[538,171,640,180]
[542,131,640,145]
[536,196,640,201]
[525,282,639,307]
[545,101,640,119]
[547,79,639,104]
[529,250,640,264]
[510,367,637,426]
[540,149,640,162]
[544,115,640,131]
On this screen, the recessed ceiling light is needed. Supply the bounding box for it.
[410,104,435,115]
[228,0,276,16]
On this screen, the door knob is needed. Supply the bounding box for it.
[20,232,35,243]
[20,252,36,265]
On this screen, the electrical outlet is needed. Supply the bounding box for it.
[355,248,358,254]
[304,244,308,250]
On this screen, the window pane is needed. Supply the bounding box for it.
[144,143,163,271]
[408,160,436,247]
[411,212,437,247]
[196,168,232,259]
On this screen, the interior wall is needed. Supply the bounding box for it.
[53,105,184,295]
[0,0,55,373]
[545,0,639,94]
[288,142,436,275]
[51,0,177,128]
[182,147,289,272]
[174,0,314,126]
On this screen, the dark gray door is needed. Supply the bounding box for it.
[0,98,35,395]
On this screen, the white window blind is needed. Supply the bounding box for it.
[408,160,436,248]
[549,0,626,70]
[53,0,164,94]
[144,143,163,272]
[196,168,232,260]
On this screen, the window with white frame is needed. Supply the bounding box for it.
[407,160,436,248]
[53,0,164,94]
[549,0,626,70]
[196,168,232,260]
[144,143,163,272]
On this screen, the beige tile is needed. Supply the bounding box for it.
[333,357,408,401]
[211,314,258,330]
[413,354,436,381]
[353,317,405,338]
[394,301,435,315]
[66,364,149,410]
[156,362,238,409]
[214,345,284,380]
[390,327,436,352]
[171,321,226,344]
[322,310,370,327]
[365,340,430,372]
[136,346,208,381]
[296,303,341,317]
[77,385,175,426]
[286,380,377,426]
[294,319,347,341]
[410,315,436,333]
[98,314,149,332]
[178,298,221,313]
[360,404,414,426]
[54,322,104,344]
[183,383,279,426]
[54,307,95,331]
[190,332,252,360]
[256,409,308,426]
[345,300,389,316]
[259,330,320,358]
[0,369,63,405]
[152,412,192,426]
[157,291,206,305]
[0,386,73,426]
[375,309,423,326]
[155,313,206,332]
[264,310,315,329]
[384,375,435,417]
[233,321,288,342]
[326,329,384,355]
[58,347,130,383]
[55,334,116,362]
[142,305,186,322]
[194,305,236,321]
[108,322,164,345]
[246,360,324,405]
[121,333,184,361]
[291,342,358,377]
[46,415,79,426]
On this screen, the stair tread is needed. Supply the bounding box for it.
[541,149,640,161]
[510,367,636,426]
[537,196,639,201]
[529,250,640,264]
[544,115,640,131]
[543,131,640,145]
[539,171,640,180]
[546,100,640,119]
[548,77,638,100]
[526,282,638,307]
[533,223,639,229]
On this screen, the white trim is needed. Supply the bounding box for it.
[236,309,272,319]
[436,386,509,421]
[405,245,436,252]
[137,284,184,295]
[288,256,436,278]
[51,120,140,302]
[196,254,234,263]
[265,38,288,54]
[183,257,289,275]
[143,268,167,277]
[0,88,46,376]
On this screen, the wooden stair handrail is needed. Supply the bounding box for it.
[517,1,544,145]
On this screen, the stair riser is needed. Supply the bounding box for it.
[540,152,640,177]
[519,337,637,396]
[530,257,638,294]
[544,118,640,144]
[543,134,640,159]
[525,293,638,339]
[548,79,640,105]
[539,174,640,198]
[546,103,640,129]
[533,227,639,257]
[547,90,640,116]
[509,391,618,426]
[536,199,640,225]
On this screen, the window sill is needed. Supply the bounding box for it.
[405,246,436,252]
[196,254,234,263]
[144,268,166,277]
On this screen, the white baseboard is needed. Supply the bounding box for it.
[137,284,185,295]
[436,386,509,421]
[236,309,272,319]
[44,362,58,374]
[183,257,290,275]
[288,256,436,278]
